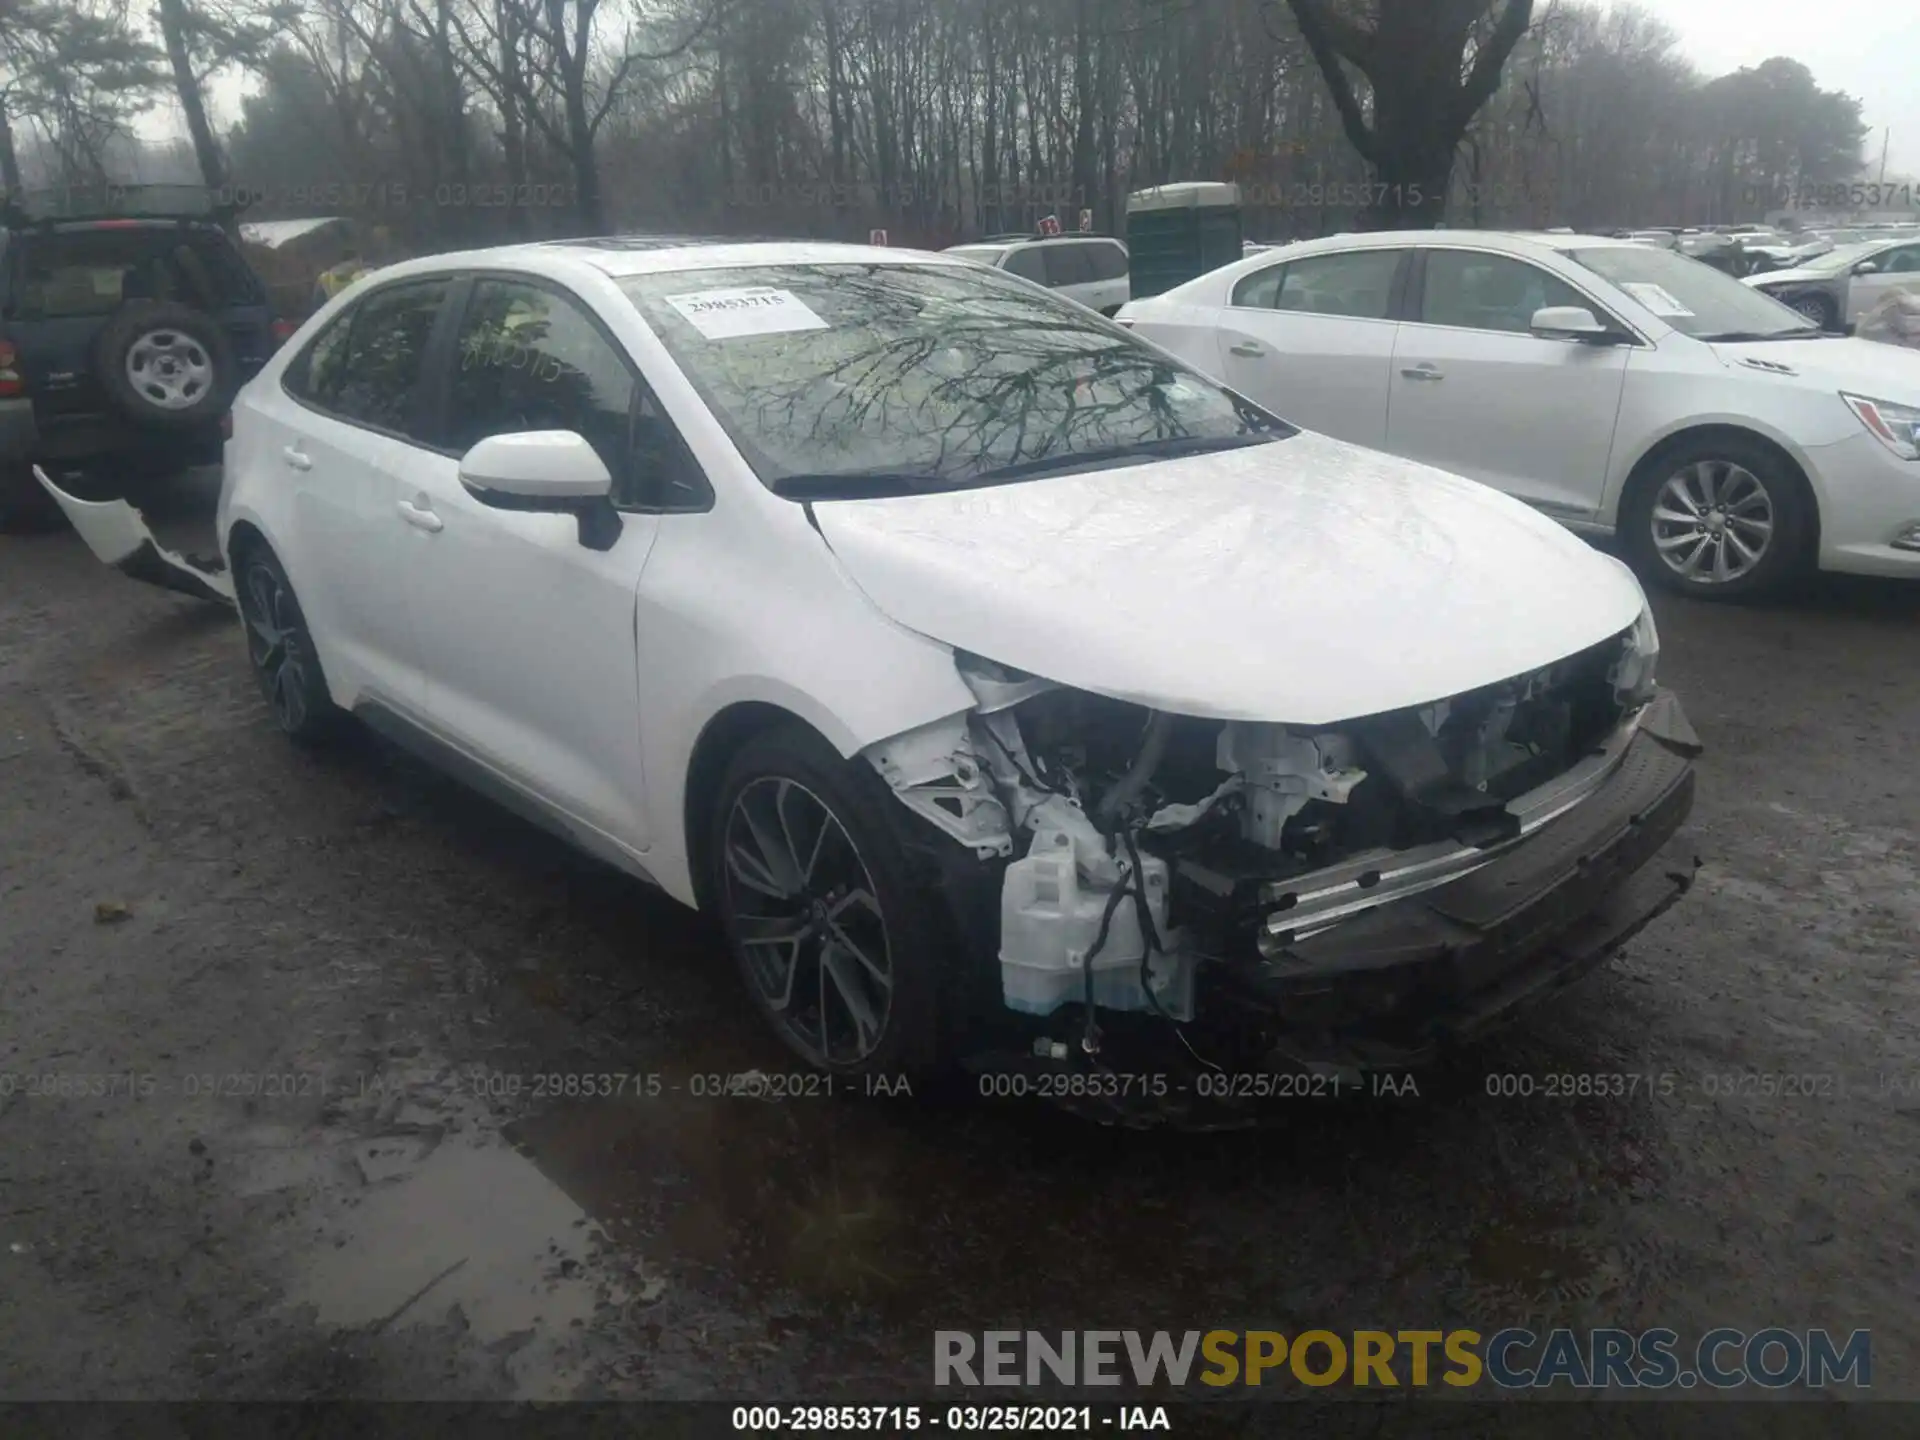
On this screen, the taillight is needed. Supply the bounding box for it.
[0,340,21,398]
[220,412,234,440]
[270,317,296,347]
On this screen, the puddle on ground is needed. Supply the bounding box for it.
[287,1135,643,1397]
[504,1070,1355,1329]
[1467,1223,1600,1297]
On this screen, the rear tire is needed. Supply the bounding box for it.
[233,542,343,744]
[707,725,948,1077]
[1621,435,1812,601]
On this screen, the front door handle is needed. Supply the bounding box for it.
[282,445,312,471]
[1400,364,1445,381]
[1228,340,1267,358]
[396,499,444,533]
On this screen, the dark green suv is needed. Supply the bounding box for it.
[0,184,289,530]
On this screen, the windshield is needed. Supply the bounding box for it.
[618,262,1291,496]
[1793,242,1885,276]
[1565,245,1816,340]
[944,245,1009,265]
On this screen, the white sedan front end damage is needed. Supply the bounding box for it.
[860,600,1695,1083]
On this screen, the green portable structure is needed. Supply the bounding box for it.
[1125,182,1244,298]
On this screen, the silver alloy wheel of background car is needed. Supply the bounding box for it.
[240,561,316,732]
[1651,460,1776,585]
[125,329,214,411]
[1787,293,1835,326]
[721,776,894,1066]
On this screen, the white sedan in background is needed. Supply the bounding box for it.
[1118,230,1920,597]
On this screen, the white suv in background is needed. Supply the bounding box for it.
[1117,230,1920,598]
[943,235,1130,315]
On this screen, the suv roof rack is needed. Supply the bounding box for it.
[1,182,237,229]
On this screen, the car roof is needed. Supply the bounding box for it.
[1243,229,1638,262]
[360,237,975,283]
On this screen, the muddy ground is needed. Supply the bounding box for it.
[2,470,1917,1413]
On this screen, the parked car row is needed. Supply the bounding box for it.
[33,234,1703,1095]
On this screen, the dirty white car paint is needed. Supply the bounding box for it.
[40,239,1693,1085]
[813,430,1643,725]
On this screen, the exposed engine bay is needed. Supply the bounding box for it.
[864,614,1670,1041]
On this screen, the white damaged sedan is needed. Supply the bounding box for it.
[37,240,1700,1098]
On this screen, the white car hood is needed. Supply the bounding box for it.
[1712,334,1920,398]
[1745,266,1837,288]
[810,432,1646,725]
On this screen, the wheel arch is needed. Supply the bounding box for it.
[681,700,844,914]
[1614,422,1822,562]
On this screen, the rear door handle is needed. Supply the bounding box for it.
[281,445,312,471]
[1400,364,1445,381]
[1228,340,1267,358]
[396,499,444,533]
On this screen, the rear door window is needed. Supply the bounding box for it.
[286,278,450,439]
[1271,250,1403,320]
[1003,247,1048,284]
[1042,244,1095,287]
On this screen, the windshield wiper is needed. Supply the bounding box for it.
[971,432,1277,484]
[1700,328,1831,342]
[771,469,953,500]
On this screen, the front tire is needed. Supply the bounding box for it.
[1788,292,1839,330]
[234,544,343,743]
[1622,436,1812,600]
[708,725,946,1076]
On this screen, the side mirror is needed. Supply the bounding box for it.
[458,431,621,550]
[1854,261,1881,276]
[1531,305,1615,342]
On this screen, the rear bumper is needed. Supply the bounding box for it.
[1220,694,1700,1069]
[0,400,222,470]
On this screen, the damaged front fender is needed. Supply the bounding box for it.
[31,465,235,608]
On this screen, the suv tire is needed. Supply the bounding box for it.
[93,301,237,430]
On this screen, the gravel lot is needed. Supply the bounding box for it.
[2,471,1916,1410]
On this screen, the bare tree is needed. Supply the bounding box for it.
[1282,0,1536,227]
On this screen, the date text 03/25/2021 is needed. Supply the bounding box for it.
[732,1406,1171,1433]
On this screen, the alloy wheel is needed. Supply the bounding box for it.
[241,561,314,731]
[1650,460,1775,586]
[721,776,894,1066]
[1788,294,1834,327]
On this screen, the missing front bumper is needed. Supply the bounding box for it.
[1217,711,1699,1069]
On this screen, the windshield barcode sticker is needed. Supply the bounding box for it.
[664,287,830,340]
[1619,282,1695,318]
